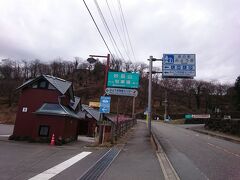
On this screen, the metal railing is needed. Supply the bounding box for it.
[113,118,137,142]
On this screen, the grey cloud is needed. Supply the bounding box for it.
[0,0,239,83]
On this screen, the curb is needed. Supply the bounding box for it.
[151,132,180,180]
[189,128,240,144]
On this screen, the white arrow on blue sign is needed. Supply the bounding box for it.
[99,96,111,113]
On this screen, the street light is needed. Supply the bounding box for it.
[147,56,162,136]
[87,54,110,144]
[88,54,110,93]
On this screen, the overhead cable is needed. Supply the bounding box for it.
[94,0,125,61]
[118,0,137,61]
[82,0,115,60]
[105,0,131,62]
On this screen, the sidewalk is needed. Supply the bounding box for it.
[189,125,240,144]
[100,121,164,180]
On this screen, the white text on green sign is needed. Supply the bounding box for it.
[107,72,139,89]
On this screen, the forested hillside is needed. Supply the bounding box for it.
[0,58,239,123]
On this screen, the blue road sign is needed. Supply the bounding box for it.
[99,96,111,113]
[162,54,196,78]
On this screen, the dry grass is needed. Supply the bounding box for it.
[168,119,186,124]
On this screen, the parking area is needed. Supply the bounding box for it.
[0,124,109,180]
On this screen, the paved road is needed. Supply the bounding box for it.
[0,124,110,180]
[152,122,240,180]
[0,139,110,180]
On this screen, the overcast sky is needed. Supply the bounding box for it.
[0,0,239,83]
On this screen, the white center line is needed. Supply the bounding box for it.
[28,151,92,180]
[207,143,240,158]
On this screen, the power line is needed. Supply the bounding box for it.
[117,1,129,59]
[94,0,125,60]
[105,0,131,61]
[118,0,137,62]
[82,0,115,60]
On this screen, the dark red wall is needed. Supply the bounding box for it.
[33,115,78,141]
[78,119,97,137]
[13,88,60,137]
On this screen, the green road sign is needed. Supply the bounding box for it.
[185,114,192,119]
[107,72,139,89]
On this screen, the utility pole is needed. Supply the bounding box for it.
[148,56,153,136]
[88,54,110,144]
[104,54,110,92]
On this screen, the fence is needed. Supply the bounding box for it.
[113,118,137,142]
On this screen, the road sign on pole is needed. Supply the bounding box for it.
[99,96,111,113]
[105,88,138,97]
[107,72,140,89]
[162,54,196,78]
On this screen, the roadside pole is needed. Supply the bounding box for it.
[132,97,136,119]
[148,56,153,136]
[116,96,120,138]
[89,54,110,144]
[104,54,110,92]
[102,124,105,144]
[99,113,103,144]
[164,89,168,121]
[147,56,162,135]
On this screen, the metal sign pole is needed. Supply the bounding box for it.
[164,89,168,121]
[148,56,153,136]
[132,97,136,119]
[116,96,120,138]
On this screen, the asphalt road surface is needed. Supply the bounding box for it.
[152,122,240,180]
[0,124,110,180]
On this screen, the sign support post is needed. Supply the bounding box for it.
[148,56,153,136]
[164,89,168,121]
[116,96,120,140]
[132,97,136,119]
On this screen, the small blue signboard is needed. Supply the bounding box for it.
[99,96,111,113]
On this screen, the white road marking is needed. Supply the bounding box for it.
[28,151,92,180]
[207,143,240,158]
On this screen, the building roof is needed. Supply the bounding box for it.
[16,75,72,95]
[34,103,80,119]
[70,96,81,111]
[43,75,72,94]
[81,104,100,121]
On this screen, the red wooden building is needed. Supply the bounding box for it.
[11,75,81,144]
